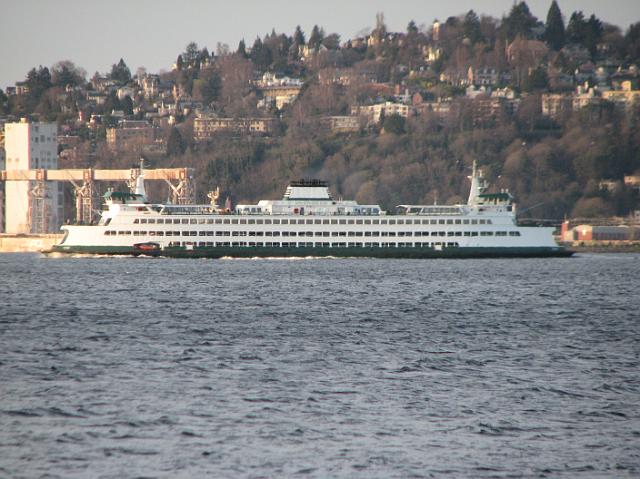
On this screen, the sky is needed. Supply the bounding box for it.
[1,0,639,90]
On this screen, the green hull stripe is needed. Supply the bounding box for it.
[50,245,573,258]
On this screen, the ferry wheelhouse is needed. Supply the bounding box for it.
[50,163,571,258]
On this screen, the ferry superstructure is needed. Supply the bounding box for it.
[50,163,571,258]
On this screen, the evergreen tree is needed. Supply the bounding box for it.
[407,20,418,35]
[545,0,565,50]
[293,25,305,46]
[502,2,538,41]
[176,54,184,71]
[121,95,134,115]
[566,11,603,56]
[308,25,325,50]
[166,127,187,156]
[463,10,483,44]
[566,11,587,44]
[237,39,247,57]
[184,42,200,64]
[110,58,131,83]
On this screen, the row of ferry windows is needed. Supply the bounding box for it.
[106,230,521,237]
[167,241,461,248]
[133,217,493,225]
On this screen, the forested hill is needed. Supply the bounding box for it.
[3,2,640,220]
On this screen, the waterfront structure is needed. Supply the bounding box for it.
[51,163,570,258]
[4,120,60,234]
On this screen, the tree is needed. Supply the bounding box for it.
[322,33,341,50]
[200,70,221,105]
[237,39,247,57]
[627,22,640,62]
[523,67,549,91]
[166,127,187,156]
[463,10,482,44]
[51,61,86,87]
[545,0,565,50]
[122,95,134,115]
[407,20,418,35]
[184,42,200,64]
[566,11,603,56]
[176,54,184,71]
[383,113,406,134]
[110,58,131,83]
[502,2,538,41]
[308,25,325,50]
[293,25,305,46]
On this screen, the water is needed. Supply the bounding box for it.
[0,253,639,478]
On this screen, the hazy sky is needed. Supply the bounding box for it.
[1,0,639,89]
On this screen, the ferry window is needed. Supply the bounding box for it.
[471,232,478,237]
[365,232,372,237]
[388,220,396,225]
[381,232,388,237]
[388,232,396,237]
[322,232,330,237]
[189,219,196,224]
[264,219,271,224]
[272,232,280,237]
[479,219,485,225]
[356,219,363,225]
[463,219,469,224]
[315,219,322,225]
[156,219,164,224]
[231,219,238,224]
[315,232,323,237]
[438,219,445,225]
[455,232,462,236]
[272,219,280,225]
[446,219,453,224]
[171,219,179,224]
[464,232,471,236]
[509,231,521,236]
[182,219,189,224]
[346,220,354,225]
[206,219,214,224]
[140,219,147,224]
[496,231,507,236]
[471,219,478,225]
[372,220,379,225]
[348,231,356,237]
[323,219,330,225]
[331,219,338,224]
[198,219,205,224]
[487,220,493,224]
[339,219,346,225]
[156,231,164,236]
[430,219,437,225]
[133,219,140,224]
[223,219,230,224]
[281,219,289,225]
[148,219,156,224]
[215,219,222,224]
[256,219,263,225]
[455,219,461,224]
[240,219,247,225]
[447,231,454,237]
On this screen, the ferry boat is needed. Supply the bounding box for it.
[49,163,572,258]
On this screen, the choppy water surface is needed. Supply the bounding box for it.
[0,253,639,478]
